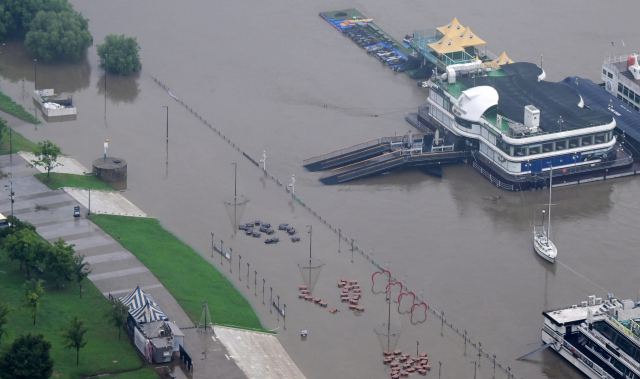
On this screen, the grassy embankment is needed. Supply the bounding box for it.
[0,91,40,124]
[0,249,152,379]
[89,215,268,332]
[35,173,116,191]
[0,127,38,155]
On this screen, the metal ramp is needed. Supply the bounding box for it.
[303,135,411,172]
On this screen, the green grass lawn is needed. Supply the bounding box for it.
[0,91,40,124]
[102,368,159,379]
[88,215,267,332]
[0,250,148,379]
[0,127,39,155]
[35,173,116,191]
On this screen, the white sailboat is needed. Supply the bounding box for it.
[533,165,557,263]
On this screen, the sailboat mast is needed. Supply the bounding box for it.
[548,164,553,239]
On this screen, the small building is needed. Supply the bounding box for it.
[33,89,77,117]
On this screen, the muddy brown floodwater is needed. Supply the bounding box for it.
[1,0,640,378]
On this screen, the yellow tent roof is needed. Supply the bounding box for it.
[428,26,486,55]
[494,51,514,65]
[436,18,464,35]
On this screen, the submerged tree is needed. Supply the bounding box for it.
[27,140,63,181]
[24,10,92,63]
[61,316,87,366]
[0,333,54,379]
[97,34,141,75]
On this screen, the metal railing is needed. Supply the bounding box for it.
[303,138,382,166]
[472,161,514,190]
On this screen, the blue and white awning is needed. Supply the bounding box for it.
[118,286,169,323]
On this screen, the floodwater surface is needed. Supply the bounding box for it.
[1,0,639,378]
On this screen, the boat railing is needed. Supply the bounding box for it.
[544,325,615,379]
[603,60,640,96]
[303,138,383,165]
[472,161,515,190]
[581,323,640,375]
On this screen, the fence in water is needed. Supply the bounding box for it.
[151,75,526,379]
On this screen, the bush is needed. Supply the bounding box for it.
[24,10,92,63]
[97,34,141,75]
[0,0,73,41]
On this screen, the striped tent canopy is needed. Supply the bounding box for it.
[118,286,169,323]
[129,301,168,324]
[119,286,157,310]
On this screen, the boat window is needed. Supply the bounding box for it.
[595,133,606,144]
[624,86,629,97]
[555,140,566,151]
[635,94,640,104]
[568,138,579,149]
[619,83,624,92]
[513,146,526,156]
[603,69,607,76]
[528,144,541,155]
[630,90,636,100]
[542,142,554,153]
[454,116,472,129]
[618,94,623,100]
[496,139,510,154]
[581,136,593,146]
[608,72,614,79]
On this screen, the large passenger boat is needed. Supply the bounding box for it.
[542,295,640,379]
[409,18,634,190]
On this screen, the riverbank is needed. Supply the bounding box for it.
[0,91,39,124]
[35,172,116,191]
[88,215,267,332]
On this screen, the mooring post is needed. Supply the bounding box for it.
[238,255,242,280]
[262,279,265,304]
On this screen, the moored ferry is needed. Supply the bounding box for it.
[408,18,634,190]
[542,295,640,379]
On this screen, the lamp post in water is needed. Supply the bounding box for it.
[338,229,341,253]
[211,232,214,258]
[262,279,265,304]
[162,106,169,141]
[238,255,241,280]
[34,59,37,90]
[270,287,273,313]
[231,162,237,204]
[351,236,357,263]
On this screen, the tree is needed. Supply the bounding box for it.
[5,229,45,279]
[104,299,129,340]
[27,140,63,181]
[61,316,87,366]
[24,10,92,63]
[22,279,44,325]
[0,216,36,239]
[71,254,91,298]
[97,34,142,75]
[0,333,53,379]
[1,0,73,40]
[0,302,11,343]
[44,238,74,290]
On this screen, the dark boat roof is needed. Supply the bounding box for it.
[559,76,640,144]
[458,62,613,132]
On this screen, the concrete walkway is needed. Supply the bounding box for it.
[18,151,90,175]
[63,188,147,217]
[215,326,307,379]
[0,154,246,379]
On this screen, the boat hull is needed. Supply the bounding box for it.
[533,234,557,263]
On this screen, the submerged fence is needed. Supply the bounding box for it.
[151,75,526,379]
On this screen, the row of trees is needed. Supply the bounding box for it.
[0,0,92,63]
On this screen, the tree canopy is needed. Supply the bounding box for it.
[0,0,73,41]
[0,302,11,344]
[97,34,142,75]
[71,254,91,298]
[104,299,129,339]
[61,316,87,366]
[22,279,44,325]
[0,333,54,379]
[24,10,92,63]
[27,140,63,180]
[44,238,74,290]
[5,228,45,279]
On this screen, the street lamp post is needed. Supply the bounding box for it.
[231,162,237,203]
[238,255,241,279]
[4,181,14,219]
[338,229,341,253]
[254,270,257,296]
[211,232,214,258]
[262,279,265,304]
[246,262,250,288]
[229,247,232,272]
[472,361,477,379]
[283,304,286,329]
[162,106,169,141]
[438,361,442,379]
[104,54,108,91]
[88,189,91,215]
[277,295,280,320]
[416,341,419,357]
[262,151,266,171]
[270,287,273,313]
[34,59,37,90]
[351,236,357,263]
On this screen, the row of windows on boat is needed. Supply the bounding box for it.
[592,321,640,372]
[428,101,614,157]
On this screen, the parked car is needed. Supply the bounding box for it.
[254,220,261,226]
[265,238,279,244]
[246,228,253,235]
[291,237,300,242]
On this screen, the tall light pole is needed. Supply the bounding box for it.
[246,262,250,288]
[291,174,295,195]
[438,361,442,379]
[34,59,37,90]
[262,279,265,304]
[307,225,312,291]
[87,189,91,215]
[472,361,477,379]
[277,295,280,320]
[270,287,273,313]
[211,232,214,258]
[254,270,257,296]
[162,106,169,141]
[4,181,14,219]
[231,162,237,203]
[338,229,341,253]
[104,54,108,91]
[238,255,241,280]
[351,236,357,263]
[262,151,266,171]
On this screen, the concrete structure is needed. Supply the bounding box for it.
[92,157,127,183]
[32,89,77,117]
[18,152,90,175]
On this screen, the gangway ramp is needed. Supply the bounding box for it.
[303,138,393,172]
[319,150,468,185]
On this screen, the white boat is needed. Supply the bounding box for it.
[533,166,557,263]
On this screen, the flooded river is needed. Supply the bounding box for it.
[1,0,639,378]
